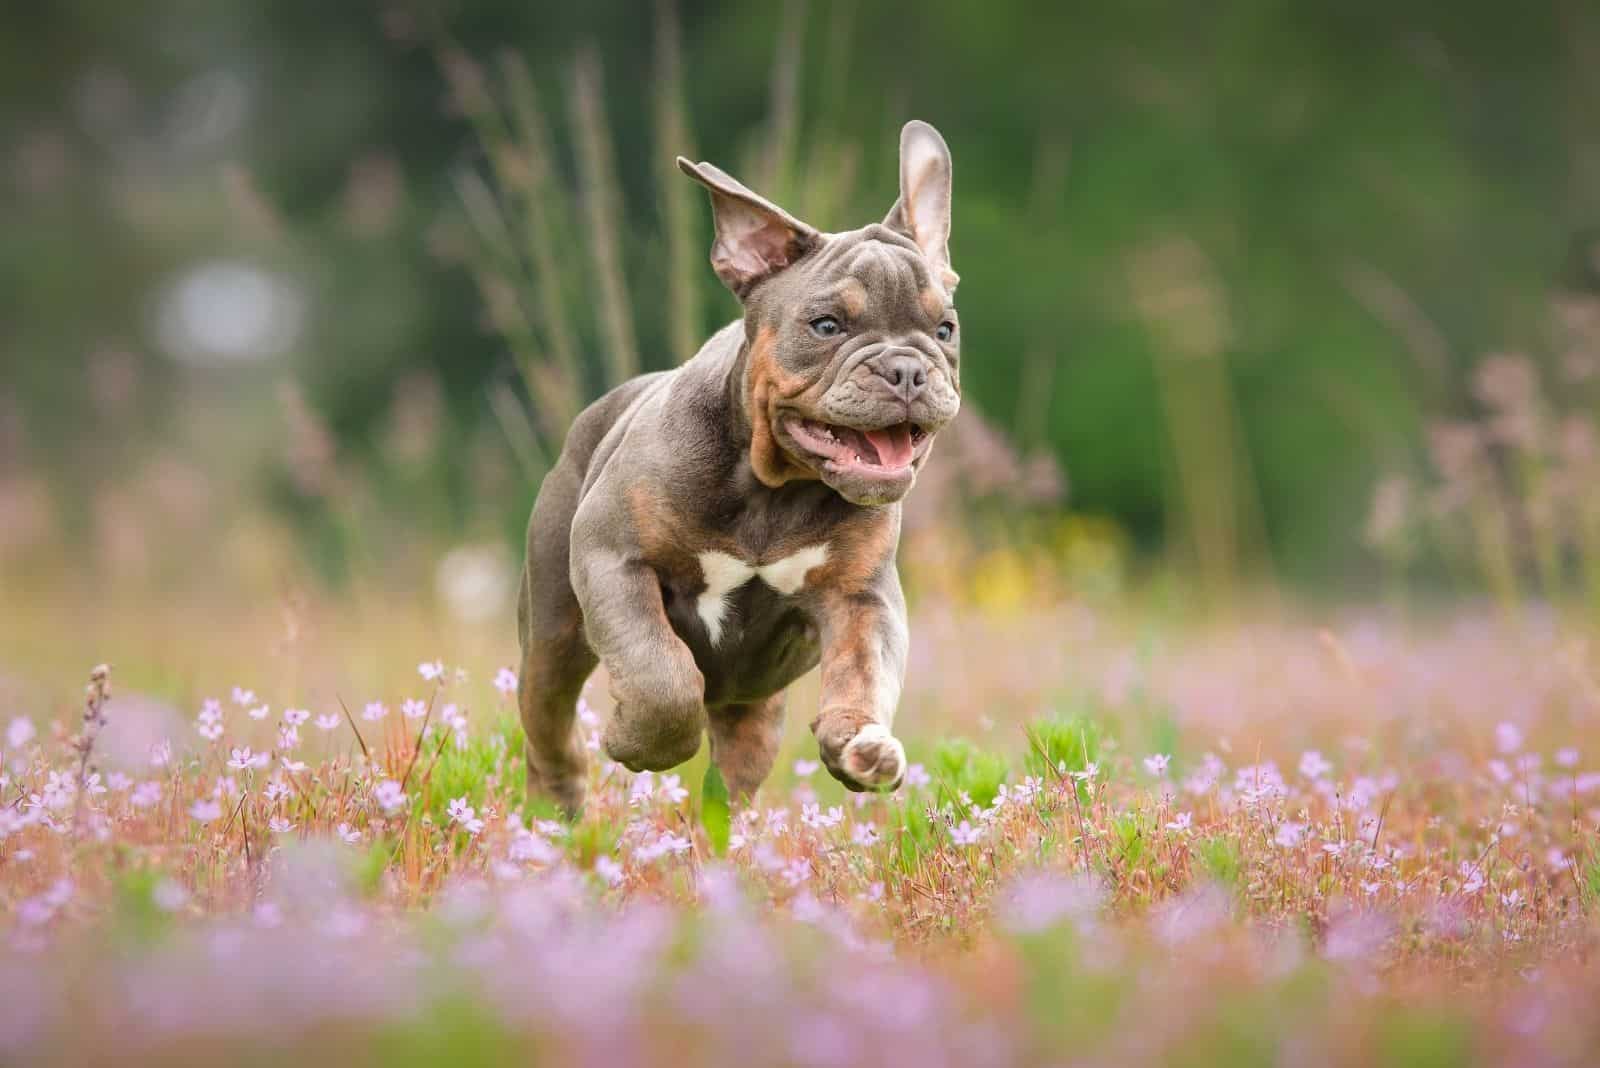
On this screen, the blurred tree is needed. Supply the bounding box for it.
[3,0,1597,588]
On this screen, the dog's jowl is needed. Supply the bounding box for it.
[516,121,961,816]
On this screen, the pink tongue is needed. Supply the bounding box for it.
[863,425,915,468]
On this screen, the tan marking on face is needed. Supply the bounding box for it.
[747,324,816,488]
[839,279,868,319]
[920,286,945,322]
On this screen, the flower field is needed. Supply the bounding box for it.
[1,592,1598,1066]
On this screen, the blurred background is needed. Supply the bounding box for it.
[5,0,1600,634]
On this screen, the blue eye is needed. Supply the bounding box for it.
[935,320,955,342]
[809,316,842,338]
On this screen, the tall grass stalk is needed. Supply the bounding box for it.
[654,1,701,365]
[568,47,640,386]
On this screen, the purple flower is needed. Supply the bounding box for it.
[594,855,624,886]
[1299,750,1333,779]
[493,667,518,696]
[1143,753,1171,777]
[851,824,879,847]
[227,747,268,771]
[1556,747,1580,769]
[362,701,388,722]
[447,796,484,835]
[950,820,983,846]
[189,799,223,823]
[314,713,341,731]
[1496,722,1523,754]
[418,660,446,681]
[903,763,931,788]
[283,707,310,726]
[998,871,1106,934]
[372,780,407,814]
[793,759,820,777]
[5,717,35,750]
[1274,821,1305,848]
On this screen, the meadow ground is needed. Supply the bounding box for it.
[0,582,1598,1066]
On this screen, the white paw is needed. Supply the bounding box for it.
[839,723,906,790]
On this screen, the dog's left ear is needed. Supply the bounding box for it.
[677,157,819,298]
[884,120,958,291]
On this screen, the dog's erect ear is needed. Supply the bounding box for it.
[883,120,957,291]
[677,157,819,297]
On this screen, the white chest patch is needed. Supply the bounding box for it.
[695,543,830,646]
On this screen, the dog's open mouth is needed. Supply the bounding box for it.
[785,417,929,475]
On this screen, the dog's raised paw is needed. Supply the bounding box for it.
[839,723,906,791]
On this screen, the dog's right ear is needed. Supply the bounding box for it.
[677,158,818,298]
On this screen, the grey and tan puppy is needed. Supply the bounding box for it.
[516,121,961,815]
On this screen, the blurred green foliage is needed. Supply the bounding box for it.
[4,0,1599,586]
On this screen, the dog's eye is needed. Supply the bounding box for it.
[935,320,956,342]
[809,316,842,339]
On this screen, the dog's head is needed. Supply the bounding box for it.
[679,121,961,506]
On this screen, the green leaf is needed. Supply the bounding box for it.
[701,763,730,856]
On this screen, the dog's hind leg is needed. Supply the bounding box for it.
[517,462,598,818]
[707,693,786,802]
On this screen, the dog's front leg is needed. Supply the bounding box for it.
[811,578,909,792]
[571,541,707,773]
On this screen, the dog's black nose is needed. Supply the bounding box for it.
[867,352,928,402]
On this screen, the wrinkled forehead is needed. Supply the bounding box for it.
[800,226,951,322]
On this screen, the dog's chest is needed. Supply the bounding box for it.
[693,544,829,646]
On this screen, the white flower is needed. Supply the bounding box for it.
[493,668,518,696]
[283,708,310,726]
[1495,722,1524,755]
[130,781,162,808]
[230,687,255,707]
[851,823,879,846]
[268,816,294,834]
[658,774,689,805]
[793,759,820,778]
[248,705,270,721]
[1166,811,1193,832]
[314,714,341,731]
[903,763,931,788]
[950,820,983,846]
[336,822,362,844]
[418,660,446,682]
[362,701,388,722]
[402,699,428,720]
